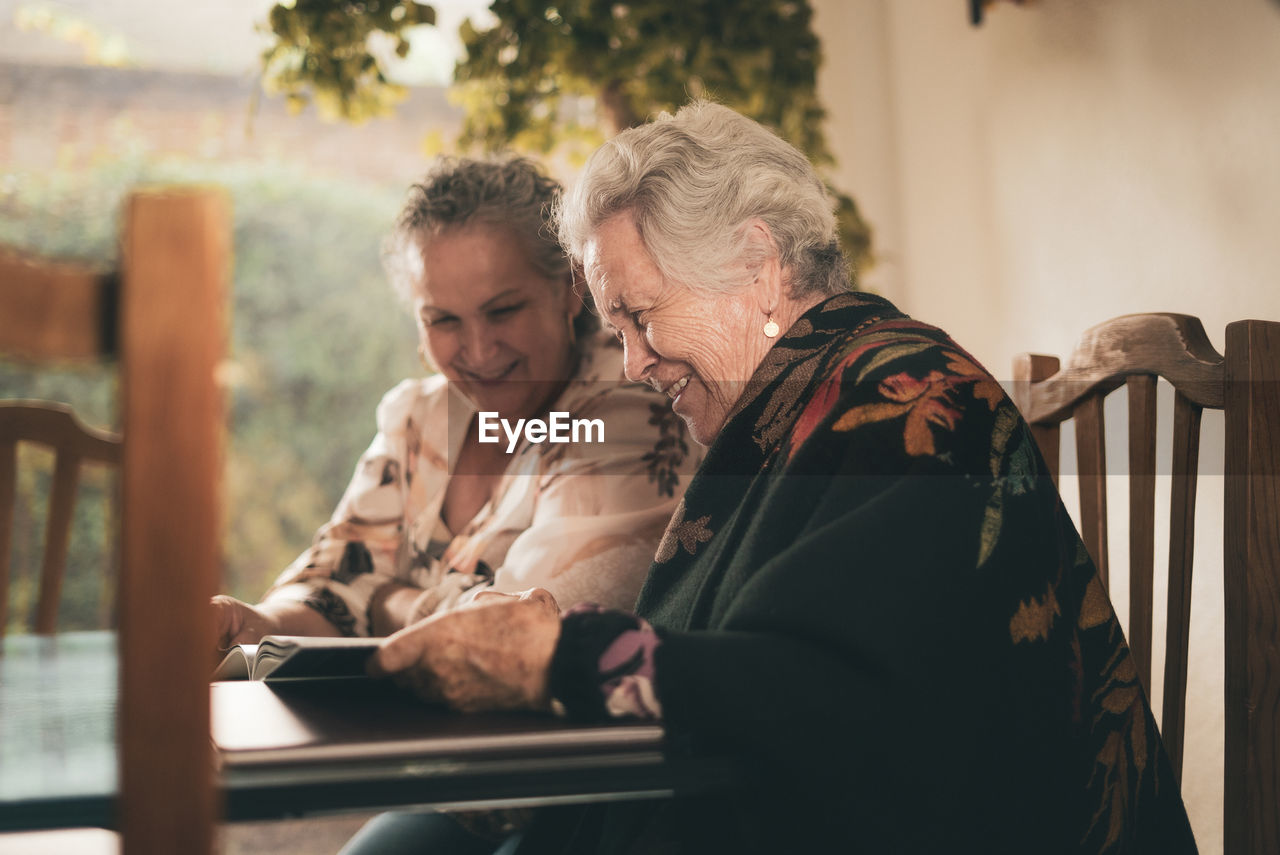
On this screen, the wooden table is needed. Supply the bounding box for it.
[0,632,744,832]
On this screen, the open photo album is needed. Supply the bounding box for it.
[212,635,382,682]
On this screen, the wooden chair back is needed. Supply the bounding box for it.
[0,401,121,633]
[1012,313,1279,855]
[0,189,228,855]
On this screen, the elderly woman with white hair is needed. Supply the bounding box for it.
[372,103,1198,854]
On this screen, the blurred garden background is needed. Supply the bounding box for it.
[1,0,862,630]
[0,0,473,626]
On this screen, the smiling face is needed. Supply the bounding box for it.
[411,223,577,419]
[583,213,774,445]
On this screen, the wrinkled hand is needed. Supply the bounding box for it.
[212,595,282,656]
[370,588,561,713]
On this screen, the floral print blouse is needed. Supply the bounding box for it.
[264,331,696,636]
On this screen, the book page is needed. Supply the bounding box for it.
[212,644,258,681]
[250,636,381,681]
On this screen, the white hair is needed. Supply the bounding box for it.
[557,100,850,297]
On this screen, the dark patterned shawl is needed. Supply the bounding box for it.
[532,293,1196,855]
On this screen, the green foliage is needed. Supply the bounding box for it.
[454,0,872,272]
[455,1,827,157]
[1,156,421,630]
[257,0,874,273]
[261,0,437,122]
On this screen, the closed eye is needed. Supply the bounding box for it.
[487,302,526,320]
[422,313,458,328]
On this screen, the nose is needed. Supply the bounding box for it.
[621,330,659,382]
[461,320,499,365]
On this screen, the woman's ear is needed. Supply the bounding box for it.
[743,219,784,315]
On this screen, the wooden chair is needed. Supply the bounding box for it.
[1,402,121,633]
[0,189,229,855]
[1012,313,1280,855]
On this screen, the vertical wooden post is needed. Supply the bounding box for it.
[1162,390,1203,780]
[1223,319,1280,855]
[0,438,14,631]
[1074,395,1110,588]
[1011,353,1061,484]
[117,189,228,855]
[34,451,82,633]
[1126,375,1157,694]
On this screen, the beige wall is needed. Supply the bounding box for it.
[814,0,1280,851]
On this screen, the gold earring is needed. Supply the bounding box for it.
[417,345,431,371]
[763,313,780,339]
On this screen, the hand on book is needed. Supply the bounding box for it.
[212,596,283,658]
[212,595,354,664]
[370,588,562,713]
